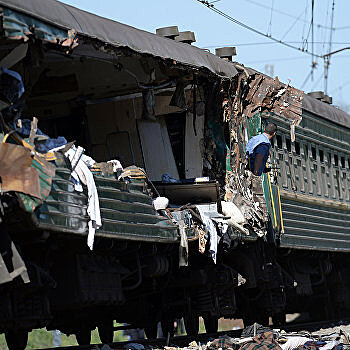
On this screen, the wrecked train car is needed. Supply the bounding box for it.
[227,68,350,323]
[0,0,350,349]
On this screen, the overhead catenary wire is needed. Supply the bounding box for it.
[320,0,331,58]
[203,41,350,48]
[280,8,307,41]
[243,0,347,32]
[243,0,333,30]
[310,73,323,91]
[301,69,314,89]
[267,0,274,37]
[245,56,310,64]
[311,0,315,80]
[324,0,335,94]
[330,79,350,94]
[301,1,308,46]
[196,0,323,58]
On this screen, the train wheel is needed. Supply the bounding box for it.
[75,327,91,345]
[5,330,28,350]
[98,321,114,344]
[203,316,218,334]
[184,314,199,336]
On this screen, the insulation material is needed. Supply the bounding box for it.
[223,72,304,237]
[138,118,179,181]
[240,74,303,125]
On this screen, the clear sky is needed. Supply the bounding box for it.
[62,0,350,111]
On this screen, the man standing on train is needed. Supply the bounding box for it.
[246,122,277,176]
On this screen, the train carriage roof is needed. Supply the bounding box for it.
[303,94,350,129]
[0,0,238,79]
[1,0,349,129]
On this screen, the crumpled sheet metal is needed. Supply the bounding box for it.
[1,7,78,48]
[0,143,54,200]
[0,143,42,198]
[243,75,303,125]
[222,72,304,238]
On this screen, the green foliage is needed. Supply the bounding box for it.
[0,324,128,349]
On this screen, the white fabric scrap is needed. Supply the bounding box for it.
[70,171,83,192]
[179,220,188,267]
[280,337,313,350]
[196,205,218,264]
[319,341,340,350]
[65,147,101,250]
[152,196,169,211]
[107,159,123,173]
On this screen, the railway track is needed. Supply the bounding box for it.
[41,318,350,350]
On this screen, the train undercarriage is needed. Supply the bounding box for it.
[1,214,349,349]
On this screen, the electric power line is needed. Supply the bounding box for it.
[280,8,306,42]
[243,0,347,32]
[267,0,274,37]
[246,56,310,64]
[324,0,335,94]
[310,73,323,91]
[243,0,333,30]
[196,0,323,58]
[330,79,350,94]
[202,41,350,48]
[310,0,318,81]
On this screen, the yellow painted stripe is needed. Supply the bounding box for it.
[277,185,284,233]
[2,133,10,143]
[267,173,278,228]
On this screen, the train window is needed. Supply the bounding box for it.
[286,138,291,152]
[277,134,282,148]
[341,156,345,168]
[328,153,331,164]
[334,154,339,166]
[270,137,275,147]
[304,145,308,157]
[295,142,300,155]
[311,147,316,159]
[319,149,324,162]
[348,159,350,169]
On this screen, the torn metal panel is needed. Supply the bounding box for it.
[0,143,42,199]
[242,75,303,125]
[222,72,303,238]
[0,0,237,78]
[1,7,76,46]
[0,140,55,213]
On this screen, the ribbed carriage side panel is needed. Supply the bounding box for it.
[35,168,178,242]
[279,196,350,251]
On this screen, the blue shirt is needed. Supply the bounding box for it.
[246,133,271,176]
